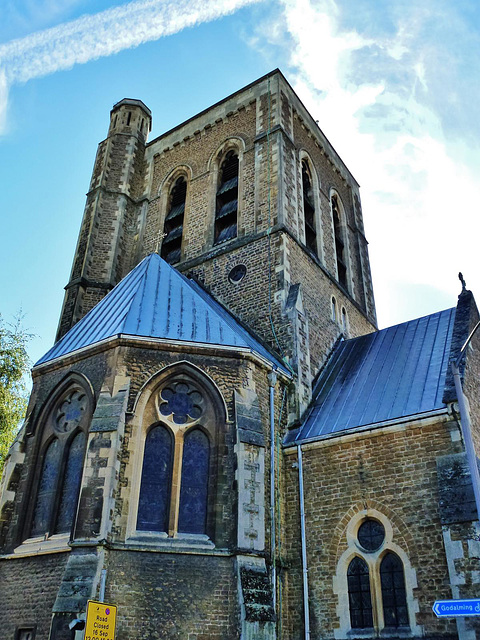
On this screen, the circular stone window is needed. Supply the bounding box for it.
[357,519,385,552]
[228,264,247,284]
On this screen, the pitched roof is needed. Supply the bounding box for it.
[285,308,456,445]
[36,253,288,372]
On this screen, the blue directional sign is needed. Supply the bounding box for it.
[433,600,480,617]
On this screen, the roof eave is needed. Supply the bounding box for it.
[32,334,293,380]
[283,406,452,450]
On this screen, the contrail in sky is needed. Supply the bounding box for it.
[0,0,260,84]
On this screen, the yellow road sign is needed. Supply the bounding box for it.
[84,600,117,640]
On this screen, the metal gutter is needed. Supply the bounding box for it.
[284,407,451,451]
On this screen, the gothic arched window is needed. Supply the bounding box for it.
[137,426,173,532]
[340,516,412,635]
[55,431,86,534]
[380,553,409,627]
[348,556,373,629]
[331,193,348,288]
[31,430,88,538]
[161,176,187,264]
[26,382,92,541]
[215,151,238,245]
[31,439,62,537]
[178,429,210,534]
[131,371,223,541]
[302,160,317,256]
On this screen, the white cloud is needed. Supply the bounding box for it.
[270,0,480,327]
[0,70,8,134]
[0,0,260,134]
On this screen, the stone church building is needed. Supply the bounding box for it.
[1,70,479,640]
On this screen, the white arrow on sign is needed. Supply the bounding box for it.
[433,600,480,617]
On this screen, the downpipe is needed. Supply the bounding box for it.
[268,369,278,615]
[297,443,310,640]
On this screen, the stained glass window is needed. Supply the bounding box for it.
[55,431,86,534]
[31,439,61,537]
[347,556,373,629]
[178,429,209,534]
[137,426,173,532]
[380,553,409,627]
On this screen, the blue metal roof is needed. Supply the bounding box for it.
[36,253,289,373]
[285,307,456,444]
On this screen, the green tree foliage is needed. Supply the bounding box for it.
[0,315,32,479]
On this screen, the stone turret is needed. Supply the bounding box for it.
[56,99,152,340]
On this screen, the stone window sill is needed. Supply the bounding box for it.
[125,532,215,551]
[346,627,412,639]
[10,534,71,558]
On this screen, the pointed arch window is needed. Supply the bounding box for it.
[31,430,87,538]
[133,375,218,540]
[161,176,187,264]
[215,150,238,245]
[302,160,317,256]
[348,557,373,629]
[342,517,412,635]
[331,193,348,288]
[178,429,210,534]
[31,439,62,537]
[137,426,173,532]
[380,553,409,627]
[55,431,86,534]
[26,383,92,542]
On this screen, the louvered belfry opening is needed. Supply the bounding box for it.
[302,160,317,256]
[161,176,187,264]
[332,194,347,288]
[215,151,238,245]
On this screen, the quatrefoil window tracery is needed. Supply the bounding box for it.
[157,381,203,424]
[55,389,87,433]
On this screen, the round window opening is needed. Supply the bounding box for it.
[228,264,247,284]
[357,519,385,552]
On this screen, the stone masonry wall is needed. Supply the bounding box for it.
[105,550,238,640]
[282,417,463,640]
[0,553,69,640]
[287,238,376,376]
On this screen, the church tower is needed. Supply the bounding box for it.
[57,70,377,418]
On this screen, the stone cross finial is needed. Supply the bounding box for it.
[459,272,467,292]
[155,230,168,254]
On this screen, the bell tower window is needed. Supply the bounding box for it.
[215,151,238,245]
[302,160,317,256]
[161,176,187,264]
[331,193,348,288]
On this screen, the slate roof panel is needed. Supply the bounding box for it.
[286,307,455,444]
[36,253,288,373]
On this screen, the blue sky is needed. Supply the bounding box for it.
[1,0,480,367]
